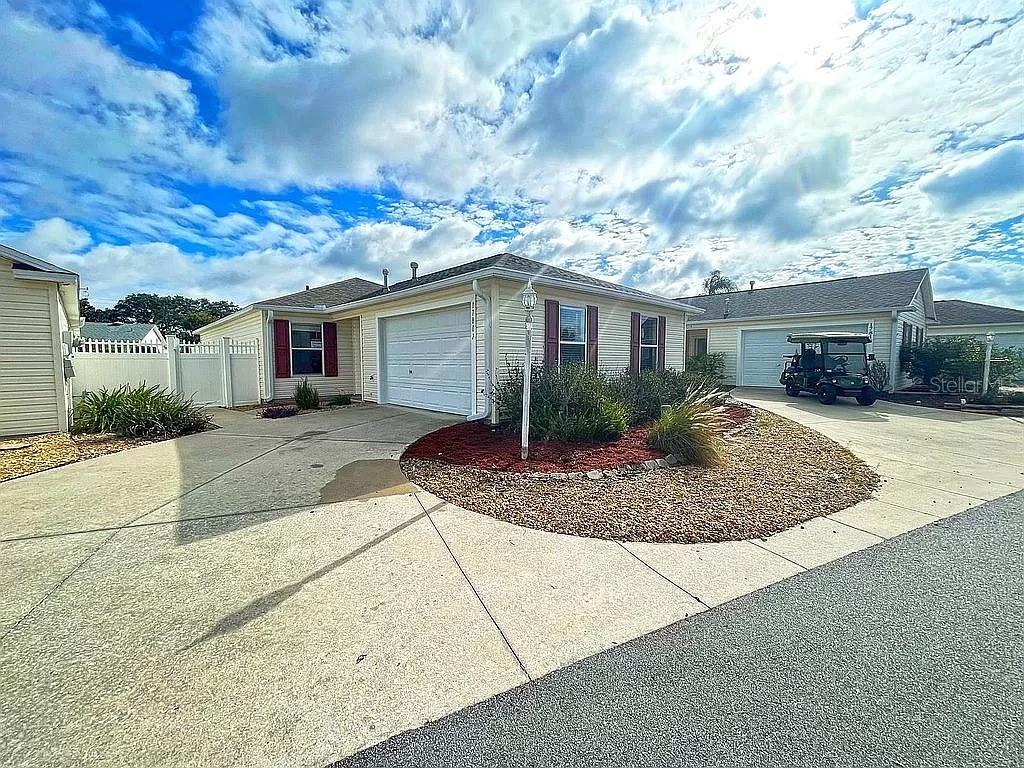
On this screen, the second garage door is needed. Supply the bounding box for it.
[739,324,869,387]
[380,304,473,414]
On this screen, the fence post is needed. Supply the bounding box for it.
[221,337,234,407]
[167,335,181,394]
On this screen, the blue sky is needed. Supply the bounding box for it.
[0,0,1021,307]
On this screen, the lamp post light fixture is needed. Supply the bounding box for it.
[520,280,538,460]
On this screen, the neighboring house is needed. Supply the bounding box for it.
[0,244,80,437]
[678,268,935,390]
[80,322,166,345]
[198,253,703,416]
[929,299,1024,349]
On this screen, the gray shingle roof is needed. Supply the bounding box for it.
[933,299,1024,326]
[262,277,381,308]
[354,252,674,304]
[0,242,77,276]
[81,322,160,341]
[677,269,929,321]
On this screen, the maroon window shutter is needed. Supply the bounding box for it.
[273,319,290,378]
[629,312,640,373]
[323,322,338,377]
[586,305,599,370]
[544,300,560,367]
[657,315,667,371]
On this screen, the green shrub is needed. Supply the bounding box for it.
[492,362,627,442]
[293,378,321,410]
[73,384,212,438]
[902,337,1024,386]
[685,352,726,384]
[646,387,728,467]
[606,368,717,426]
[329,393,353,407]
[867,359,889,392]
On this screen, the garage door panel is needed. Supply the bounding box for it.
[740,324,869,388]
[381,305,473,415]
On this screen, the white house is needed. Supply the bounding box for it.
[678,269,936,391]
[80,322,166,346]
[928,300,1024,349]
[198,253,705,417]
[0,244,80,437]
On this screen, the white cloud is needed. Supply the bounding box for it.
[919,141,1024,212]
[13,217,92,255]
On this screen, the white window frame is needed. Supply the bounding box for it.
[558,304,587,367]
[289,320,324,377]
[639,314,659,370]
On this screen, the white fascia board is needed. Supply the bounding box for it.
[1,243,77,276]
[196,304,260,335]
[11,268,79,285]
[687,308,901,326]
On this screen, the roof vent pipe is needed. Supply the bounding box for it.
[382,268,389,291]
[305,285,310,291]
[723,297,731,319]
[749,280,755,292]
[410,261,419,280]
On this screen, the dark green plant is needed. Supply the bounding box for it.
[329,393,353,407]
[72,384,211,438]
[685,352,726,383]
[293,378,321,410]
[867,359,889,392]
[903,337,1024,387]
[646,387,728,467]
[260,405,299,419]
[492,362,627,442]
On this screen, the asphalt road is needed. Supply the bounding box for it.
[334,491,1024,768]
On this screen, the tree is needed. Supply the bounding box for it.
[702,270,738,295]
[78,293,240,342]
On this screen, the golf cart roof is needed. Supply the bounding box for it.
[786,332,872,344]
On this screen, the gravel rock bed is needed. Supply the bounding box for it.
[402,409,880,544]
[0,433,153,483]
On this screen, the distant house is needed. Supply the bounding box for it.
[929,300,1024,349]
[80,322,166,345]
[678,269,935,390]
[0,243,79,437]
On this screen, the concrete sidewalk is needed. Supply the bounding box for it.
[337,490,1024,768]
[1,395,1021,767]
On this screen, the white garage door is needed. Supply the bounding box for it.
[380,304,473,414]
[740,324,869,387]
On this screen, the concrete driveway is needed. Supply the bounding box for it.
[1,396,1021,767]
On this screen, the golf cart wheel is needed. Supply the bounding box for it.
[785,384,801,397]
[856,387,877,406]
[817,385,837,405]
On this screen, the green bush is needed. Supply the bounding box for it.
[73,384,212,438]
[492,362,627,442]
[646,387,728,467]
[903,337,1024,387]
[329,393,353,407]
[867,359,889,392]
[293,378,321,410]
[685,352,726,383]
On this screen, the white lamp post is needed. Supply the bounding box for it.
[982,331,994,395]
[520,280,538,460]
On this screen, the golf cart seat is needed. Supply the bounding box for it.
[800,348,817,370]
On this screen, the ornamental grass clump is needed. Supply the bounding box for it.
[73,384,212,439]
[293,378,321,410]
[646,387,729,467]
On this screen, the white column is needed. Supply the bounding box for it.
[220,336,234,407]
[166,335,181,394]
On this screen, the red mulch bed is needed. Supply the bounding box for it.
[403,404,751,473]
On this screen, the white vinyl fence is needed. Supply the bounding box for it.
[72,336,260,406]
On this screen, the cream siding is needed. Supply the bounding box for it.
[199,308,266,399]
[894,287,928,389]
[0,259,61,436]
[494,278,687,379]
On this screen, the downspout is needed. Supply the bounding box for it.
[682,312,688,371]
[265,309,275,401]
[467,278,492,421]
[889,309,899,393]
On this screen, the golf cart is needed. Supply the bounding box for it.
[780,332,877,406]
